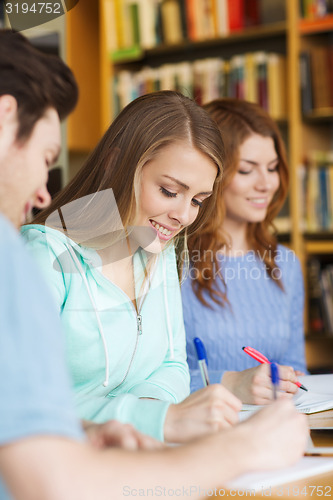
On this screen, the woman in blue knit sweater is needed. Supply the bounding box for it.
[181,98,308,404]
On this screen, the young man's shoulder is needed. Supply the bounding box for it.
[0,213,22,247]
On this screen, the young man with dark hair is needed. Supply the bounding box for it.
[0,29,308,500]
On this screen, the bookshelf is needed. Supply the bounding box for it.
[66,0,333,372]
[297,0,333,371]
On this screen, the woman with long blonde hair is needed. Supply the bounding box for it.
[182,98,308,404]
[22,91,242,443]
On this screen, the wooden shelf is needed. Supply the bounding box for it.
[305,240,333,255]
[110,21,287,65]
[299,14,333,34]
[303,108,333,122]
[306,333,333,341]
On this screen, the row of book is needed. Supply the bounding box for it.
[299,152,333,232]
[299,0,333,19]
[307,258,333,336]
[300,47,333,114]
[112,51,287,119]
[102,0,285,52]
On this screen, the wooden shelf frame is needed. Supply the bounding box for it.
[300,13,333,35]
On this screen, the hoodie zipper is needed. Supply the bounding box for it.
[103,251,155,391]
[137,314,142,335]
[110,310,142,391]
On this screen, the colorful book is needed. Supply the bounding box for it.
[268,53,287,120]
[102,0,118,53]
[255,51,268,111]
[311,45,332,109]
[161,0,184,44]
[230,55,245,99]
[214,0,229,37]
[299,51,314,115]
[244,0,260,27]
[227,0,244,31]
[185,0,196,40]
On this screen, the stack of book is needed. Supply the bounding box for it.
[299,151,333,232]
[102,0,284,53]
[112,51,287,119]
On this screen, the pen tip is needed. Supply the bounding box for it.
[242,346,245,350]
[300,384,308,391]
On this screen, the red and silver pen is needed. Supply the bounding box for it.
[242,346,308,392]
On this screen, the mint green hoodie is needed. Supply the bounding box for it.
[21,225,190,441]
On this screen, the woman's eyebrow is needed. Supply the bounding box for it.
[239,157,278,166]
[162,175,212,196]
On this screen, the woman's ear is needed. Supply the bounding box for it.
[0,95,18,127]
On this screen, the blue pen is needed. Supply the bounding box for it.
[193,337,210,387]
[270,361,279,400]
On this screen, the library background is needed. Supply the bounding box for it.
[2,0,333,373]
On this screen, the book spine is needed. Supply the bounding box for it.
[244,0,260,27]
[255,52,268,111]
[307,258,325,334]
[161,0,184,45]
[185,0,196,40]
[299,51,313,115]
[227,0,244,31]
[311,45,331,109]
[214,0,229,37]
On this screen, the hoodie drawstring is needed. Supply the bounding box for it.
[163,251,174,360]
[65,243,110,387]
[66,243,175,387]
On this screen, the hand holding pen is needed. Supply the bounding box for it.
[242,346,308,392]
[221,346,305,405]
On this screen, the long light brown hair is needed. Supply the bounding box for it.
[187,98,289,306]
[32,91,224,277]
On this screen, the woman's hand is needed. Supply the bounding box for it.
[164,384,242,443]
[221,364,299,405]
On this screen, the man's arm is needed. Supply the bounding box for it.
[0,399,308,500]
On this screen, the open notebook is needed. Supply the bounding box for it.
[225,456,333,492]
[241,374,333,416]
[229,375,333,490]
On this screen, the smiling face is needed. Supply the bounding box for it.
[223,134,280,230]
[135,141,218,253]
[0,101,61,228]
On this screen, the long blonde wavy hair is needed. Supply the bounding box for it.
[31,91,224,279]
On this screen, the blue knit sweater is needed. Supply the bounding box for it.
[181,245,308,393]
